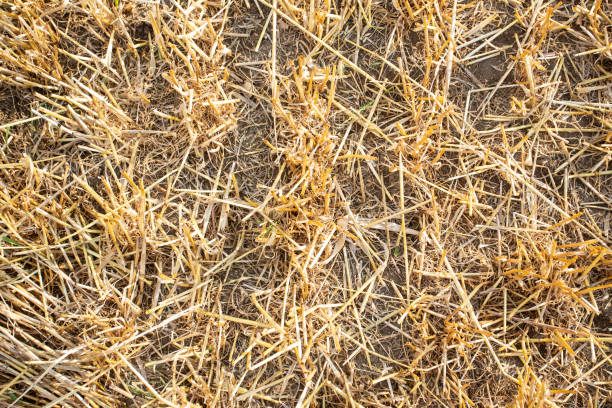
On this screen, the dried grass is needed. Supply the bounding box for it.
[1,0,611,407]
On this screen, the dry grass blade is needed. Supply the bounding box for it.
[0,0,611,407]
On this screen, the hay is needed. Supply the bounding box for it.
[1,0,611,406]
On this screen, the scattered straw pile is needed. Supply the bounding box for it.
[1,0,611,407]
